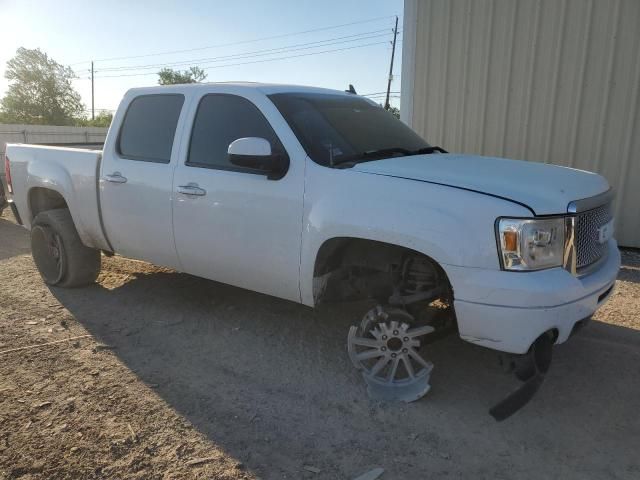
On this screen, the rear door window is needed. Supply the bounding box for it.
[118,94,184,163]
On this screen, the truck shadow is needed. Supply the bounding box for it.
[49,258,640,478]
[0,216,31,261]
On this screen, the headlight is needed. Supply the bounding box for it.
[497,218,565,271]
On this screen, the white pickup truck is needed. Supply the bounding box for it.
[5,83,620,419]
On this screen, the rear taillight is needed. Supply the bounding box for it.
[4,156,12,194]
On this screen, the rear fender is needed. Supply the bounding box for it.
[25,161,102,249]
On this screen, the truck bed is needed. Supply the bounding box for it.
[6,144,110,251]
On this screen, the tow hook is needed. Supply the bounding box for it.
[489,332,554,421]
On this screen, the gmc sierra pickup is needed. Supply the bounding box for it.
[5,83,620,419]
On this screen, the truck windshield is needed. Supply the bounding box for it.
[268,93,432,167]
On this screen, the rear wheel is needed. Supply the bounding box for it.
[31,209,101,287]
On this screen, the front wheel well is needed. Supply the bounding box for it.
[312,237,454,309]
[28,187,68,221]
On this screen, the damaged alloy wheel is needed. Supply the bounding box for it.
[348,305,435,402]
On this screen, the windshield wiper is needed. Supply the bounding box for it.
[332,147,412,167]
[332,145,448,168]
[410,146,448,155]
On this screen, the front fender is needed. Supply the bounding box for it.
[300,160,532,306]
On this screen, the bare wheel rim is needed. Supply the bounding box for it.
[348,306,434,387]
[32,225,65,284]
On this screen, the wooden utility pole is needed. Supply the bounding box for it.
[384,16,399,110]
[91,61,95,120]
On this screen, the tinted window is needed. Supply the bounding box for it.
[118,94,184,163]
[188,94,283,171]
[269,93,429,166]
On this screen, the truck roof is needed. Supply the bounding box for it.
[125,82,351,97]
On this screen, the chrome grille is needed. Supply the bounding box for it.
[574,203,613,269]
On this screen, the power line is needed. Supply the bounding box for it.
[95,40,393,78]
[91,33,401,79]
[69,15,397,66]
[367,96,400,100]
[92,29,394,73]
[364,92,401,97]
[362,91,400,96]
[81,108,115,113]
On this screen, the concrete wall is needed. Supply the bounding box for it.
[1,123,107,169]
[402,0,640,247]
[0,124,107,195]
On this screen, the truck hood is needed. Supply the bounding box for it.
[352,154,610,215]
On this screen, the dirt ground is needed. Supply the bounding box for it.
[0,208,639,480]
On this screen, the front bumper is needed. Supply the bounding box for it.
[445,240,620,354]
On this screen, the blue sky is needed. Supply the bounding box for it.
[0,0,403,115]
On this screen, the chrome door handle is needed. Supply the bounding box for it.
[177,183,206,196]
[103,172,127,184]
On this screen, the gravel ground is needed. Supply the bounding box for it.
[0,208,639,479]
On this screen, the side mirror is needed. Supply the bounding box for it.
[228,137,288,180]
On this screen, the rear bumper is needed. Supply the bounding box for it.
[445,240,620,354]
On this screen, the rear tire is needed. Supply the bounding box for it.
[31,209,101,287]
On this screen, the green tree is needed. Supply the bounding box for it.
[157,66,207,85]
[0,47,84,125]
[388,106,400,119]
[75,111,113,127]
[88,111,113,127]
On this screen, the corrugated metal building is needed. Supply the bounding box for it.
[401,0,640,247]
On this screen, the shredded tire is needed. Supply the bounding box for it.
[31,209,101,287]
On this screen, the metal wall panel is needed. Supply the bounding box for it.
[402,0,640,247]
